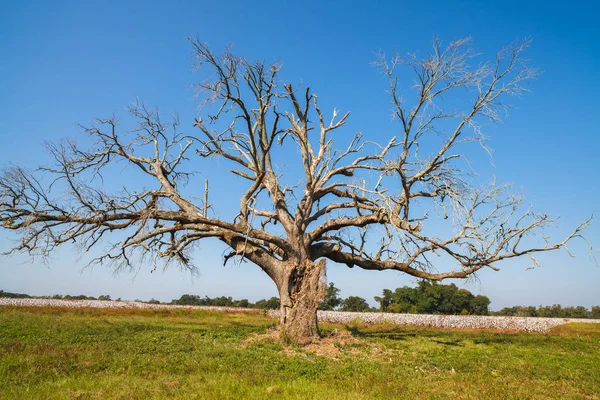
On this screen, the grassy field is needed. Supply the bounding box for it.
[0,306,599,399]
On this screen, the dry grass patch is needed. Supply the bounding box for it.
[549,322,600,336]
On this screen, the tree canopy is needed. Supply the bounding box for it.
[0,37,593,342]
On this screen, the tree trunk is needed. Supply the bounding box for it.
[278,259,326,344]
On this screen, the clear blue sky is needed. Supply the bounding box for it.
[1,0,598,309]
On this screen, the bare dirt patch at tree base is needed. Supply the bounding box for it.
[243,327,392,360]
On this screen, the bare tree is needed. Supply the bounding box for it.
[0,38,593,342]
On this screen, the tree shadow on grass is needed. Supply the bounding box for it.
[343,325,415,341]
[472,336,518,345]
[430,338,464,347]
[341,325,520,347]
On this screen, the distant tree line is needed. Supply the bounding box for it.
[170,294,281,310]
[492,304,600,319]
[0,290,31,299]
[51,294,113,301]
[0,291,121,302]
[2,287,599,318]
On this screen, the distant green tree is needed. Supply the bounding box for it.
[495,306,536,317]
[387,302,416,314]
[340,296,370,312]
[415,281,445,314]
[211,296,234,307]
[569,306,591,318]
[172,294,205,306]
[374,289,394,312]
[253,297,280,309]
[538,304,563,318]
[0,290,31,299]
[233,299,250,308]
[451,289,474,315]
[319,282,342,310]
[375,281,490,315]
[64,294,96,300]
[147,298,161,304]
[394,286,418,305]
[469,295,491,315]
[98,295,111,301]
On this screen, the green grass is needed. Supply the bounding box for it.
[0,306,599,399]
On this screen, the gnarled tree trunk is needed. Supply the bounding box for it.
[277,259,326,344]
